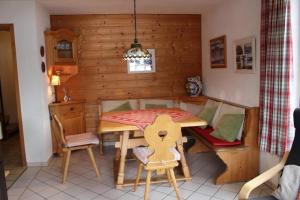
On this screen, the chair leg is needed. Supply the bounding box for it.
[61,152,67,173]
[168,168,181,200]
[144,170,152,200]
[99,134,104,155]
[87,147,100,177]
[62,150,71,183]
[133,163,143,192]
[166,169,172,187]
[101,134,105,155]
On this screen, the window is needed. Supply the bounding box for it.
[127,49,156,73]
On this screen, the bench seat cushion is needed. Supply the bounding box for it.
[191,127,241,147]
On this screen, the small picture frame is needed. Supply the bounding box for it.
[210,35,227,68]
[233,36,256,73]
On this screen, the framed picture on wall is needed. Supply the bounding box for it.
[210,35,227,68]
[233,36,256,73]
[127,49,156,73]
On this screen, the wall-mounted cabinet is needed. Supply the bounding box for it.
[45,28,79,83]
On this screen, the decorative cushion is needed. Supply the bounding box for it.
[65,132,99,147]
[210,114,244,142]
[272,165,300,200]
[140,99,174,109]
[191,127,241,146]
[204,100,223,127]
[212,103,245,140]
[145,104,167,109]
[101,99,139,112]
[198,106,218,126]
[133,147,180,164]
[109,101,132,112]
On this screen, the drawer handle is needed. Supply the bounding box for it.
[70,107,74,111]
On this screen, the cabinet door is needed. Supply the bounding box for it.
[62,112,84,135]
[53,36,78,65]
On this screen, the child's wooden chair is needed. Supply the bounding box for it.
[52,114,100,183]
[132,114,182,200]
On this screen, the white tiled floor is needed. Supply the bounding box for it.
[7,146,273,200]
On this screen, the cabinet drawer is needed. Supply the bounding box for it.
[56,104,83,115]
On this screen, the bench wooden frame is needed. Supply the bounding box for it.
[185,97,260,185]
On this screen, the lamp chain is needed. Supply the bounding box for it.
[134,0,137,42]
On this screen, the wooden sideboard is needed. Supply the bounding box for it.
[49,101,85,154]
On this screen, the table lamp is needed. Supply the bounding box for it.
[51,74,60,103]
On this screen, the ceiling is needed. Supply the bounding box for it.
[37,0,224,15]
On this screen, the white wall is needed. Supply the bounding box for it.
[202,0,260,107]
[0,0,52,165]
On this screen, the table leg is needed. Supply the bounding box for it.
[117,131,129,188]
[114,132,122,181]
[114,148,121,181]
[177,137,191,179]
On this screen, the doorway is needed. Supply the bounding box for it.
[0,24,26,188]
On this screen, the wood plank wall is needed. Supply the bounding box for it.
[50,14,202,133]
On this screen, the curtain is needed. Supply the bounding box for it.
[260,0,293,156]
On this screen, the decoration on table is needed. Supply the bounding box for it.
[233,36,256,73]
[185,76,203,97]
[63,87,71,102]
[210,35,227,68]
[123,0,151,61]
[101,108,194,130]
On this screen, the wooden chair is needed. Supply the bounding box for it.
[238,108,300,200]
[52,114,100,183]
[132,114,182,200]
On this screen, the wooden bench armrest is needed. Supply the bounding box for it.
[238,152,289,200]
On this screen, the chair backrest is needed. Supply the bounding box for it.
[144,114,181,163]
[52,114,67,147]
[286,108,300,166]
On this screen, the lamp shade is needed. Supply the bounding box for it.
[123,39,152,61]
[51,75,60,86]
[122,0,151,61]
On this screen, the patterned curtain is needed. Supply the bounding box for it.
[260,0,293,156]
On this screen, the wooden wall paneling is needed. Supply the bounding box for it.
[51,14,202,134]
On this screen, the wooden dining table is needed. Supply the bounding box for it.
[98,108,207,189]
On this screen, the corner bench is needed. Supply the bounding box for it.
[183,97,260,185]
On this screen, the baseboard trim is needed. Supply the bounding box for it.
[27,155,53,167]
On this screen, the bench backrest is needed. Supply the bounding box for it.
[181,96,259,148]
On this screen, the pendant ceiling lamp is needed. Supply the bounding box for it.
[123,0,151,61]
